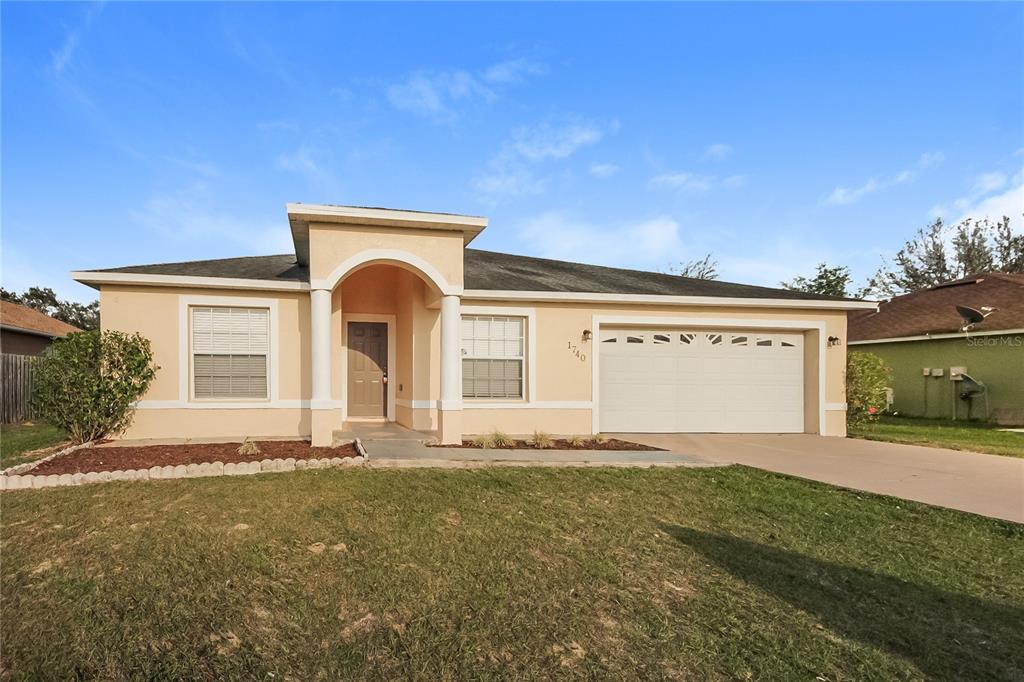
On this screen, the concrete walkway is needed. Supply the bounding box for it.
[348,423,712,469]
[616,433,1024,523]
[363,439,711,469]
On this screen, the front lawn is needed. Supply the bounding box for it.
[2,467,1021,680]
[850,416,1024,458]
[0,422,67,470]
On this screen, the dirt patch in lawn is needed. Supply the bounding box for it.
[28,441,358,475]
[430,438,664,451]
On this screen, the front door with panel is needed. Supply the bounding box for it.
[347,322,387,418]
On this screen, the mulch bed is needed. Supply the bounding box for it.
[430,438,664,451]
[28,441,358,476]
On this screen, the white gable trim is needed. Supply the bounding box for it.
[849,328,1024,345]
[310,248,461,295]
[464,289,878,311]
[71,271,309,292]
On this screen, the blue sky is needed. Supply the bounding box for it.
[3,2,1022,302]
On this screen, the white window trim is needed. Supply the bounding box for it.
[176,295,281,406]
[341,313,397,423]
[591,315,830,435]
[460,306,536,405]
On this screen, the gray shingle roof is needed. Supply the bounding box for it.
[464,249,852,301]
[90,254,308,282]
[85,250,854,301]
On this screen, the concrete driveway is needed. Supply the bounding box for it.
[614,433,1024,523]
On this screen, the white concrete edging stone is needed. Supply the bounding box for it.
[0,455,366,492]
[1,441,96,477]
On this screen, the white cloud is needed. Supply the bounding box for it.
[932,169,1021,223]
[702,143,733,161]
[512,122,604,161]
[472,163,545,201]
[276,146,339,192]
[482,58,547,84]
[386,58,546,122]
[649,172,716,193]
[589,162,619,178]
[518,211,683,271]
[474,119,611,202]
[50,2,104,75]
[970,171,1008,197]
[129,184,292,256]
[955,181,1023,226]
[824,151,943,206]
[825,178,882,206]
[386,70,494,122]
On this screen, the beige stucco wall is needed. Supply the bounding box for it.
[308,223,465,289]
[100,284,312,439]
[457,299,849,437]
[97,256,849,440]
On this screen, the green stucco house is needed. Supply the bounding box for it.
[849,272,1024,426]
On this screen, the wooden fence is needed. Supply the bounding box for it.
[1,354,39,423]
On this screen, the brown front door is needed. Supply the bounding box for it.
[347,322,388,418]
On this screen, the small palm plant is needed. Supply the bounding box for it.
[237,438,262,456]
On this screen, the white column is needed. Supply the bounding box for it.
[310,287,332,408]
[439,294,461,410]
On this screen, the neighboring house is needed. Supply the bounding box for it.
[0,300,81,356]
[848,273,1024,425]
[72,204,874,445]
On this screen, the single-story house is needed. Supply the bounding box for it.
[848,272,1024,425]
[0,300,81,356]
[72,204,875,445]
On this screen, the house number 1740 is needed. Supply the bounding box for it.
[567,341,586,362]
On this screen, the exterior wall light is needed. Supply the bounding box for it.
[582,329,593,341]
[828,336,842,347]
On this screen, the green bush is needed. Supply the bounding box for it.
[33,330,158,444]
[846,351,891,429]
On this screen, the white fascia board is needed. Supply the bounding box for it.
[462,289,879,311]
[286,203,487,229]
[70,271,310,293]
[849,328,1024,345]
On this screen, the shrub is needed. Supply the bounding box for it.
[490,430,514,448]
[33,330,158,444]
[472,434,496,448]
[531,430,553,448]
[567,435,585,447]
[846,351,891,429]
[237,438,262,456]
[593,433,608,443]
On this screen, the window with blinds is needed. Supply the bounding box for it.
[191,306,269,399]
[461,315,524,399]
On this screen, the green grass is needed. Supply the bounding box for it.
[2,467,1022,680]
[850,416,1024,458]
[0,422,67,469]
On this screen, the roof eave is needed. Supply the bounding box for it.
[462,289,880,310]
[70,271,310,293]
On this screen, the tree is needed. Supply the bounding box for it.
[781,263,852,297]
[865,215,1023,298]
[1,286,99,330]
[669,253,719,280]
[32,330,158,443]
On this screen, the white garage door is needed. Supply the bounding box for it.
[599,329,805,433]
